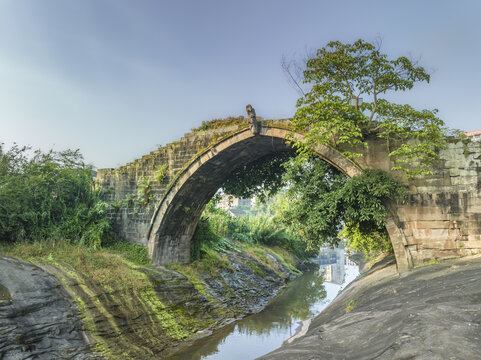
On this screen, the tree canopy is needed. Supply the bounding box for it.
[221,151,296,202]
[206,39,452,255]
[287,39,452,178]
[277,157,405,253]
[220,151,405,255]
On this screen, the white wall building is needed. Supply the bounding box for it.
[217,194,253,212]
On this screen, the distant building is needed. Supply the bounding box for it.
[217,194,254,216]
[217,194,234,210]
[237,198,252,207]
[465,130,481,141]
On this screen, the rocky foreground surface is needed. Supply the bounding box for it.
[0,256,100,359]
[259,255,481,360]
[0,245,300,359]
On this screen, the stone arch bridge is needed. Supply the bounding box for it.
[97,119,481,272]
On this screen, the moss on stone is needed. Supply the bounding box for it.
[139,288,190,341]
[166,264,213,301]
[265,247,302,275]
[246,260,265,277]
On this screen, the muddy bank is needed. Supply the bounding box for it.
[259,255,481,360]
[1,245,301,359]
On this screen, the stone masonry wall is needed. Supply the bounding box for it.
[398,138,481,264]
[97,120,481,270]
[96,124,250,246]
[354,136,481,269]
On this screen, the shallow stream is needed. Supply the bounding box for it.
[168,249,359,360]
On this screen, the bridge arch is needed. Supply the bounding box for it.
[147,125,413,271]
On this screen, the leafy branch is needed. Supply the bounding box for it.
[287,39,453,178]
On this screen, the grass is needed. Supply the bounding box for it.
[194,248,233,276]
[106,241,152,266]
[266,246,302,275]
[0,239,201,357]
[246,260,265,277]
[166,248,234,302]
[0,235,306,358]
[0,240,151,292]
[346,300,356,313]
[240,243,280,275]
[235,242,304,278]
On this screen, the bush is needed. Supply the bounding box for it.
[191,197,314,261]
[0,144,111,247]
[338,223,393,256]
[279,158,405,254]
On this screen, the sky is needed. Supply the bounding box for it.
[1,0,480,168]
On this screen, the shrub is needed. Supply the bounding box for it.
[191,197,314,261]
[0,144,111,248]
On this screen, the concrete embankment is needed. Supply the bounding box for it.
[0,244,301,359]
[259,255,481,360]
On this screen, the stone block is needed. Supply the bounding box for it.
[409,220,450,229]
[465,239,481,248]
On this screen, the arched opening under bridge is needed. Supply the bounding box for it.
[147,126,413,272]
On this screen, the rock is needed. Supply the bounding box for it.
[0,256,101,360]
[258,255,481,360]
[0,244,301,359]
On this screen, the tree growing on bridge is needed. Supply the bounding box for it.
[218,153,405,255]
[285,39,451,178]
[277,157,405,254]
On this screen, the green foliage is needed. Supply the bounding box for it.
[339,168,406,229]
[166,263,211,298]
[153,164,168,184]
[0,143,111,247]
[279,157,406,253]
[221,151,295,202]
[346,299,356,313]
[192,196,315,261]
[136,177,152,206]
[289,39,450,177]
[204,149,404,256]
[246,260,265,277]
[280,158,347,246]
[0,240,152,292]
[194,248,232,277]
[338,223,392,255]
[190,217,223,262]
[106,241,151,266]
[292,100,368,160]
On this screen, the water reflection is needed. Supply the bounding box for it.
[316,247,346,285]
[167,248,358,360]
